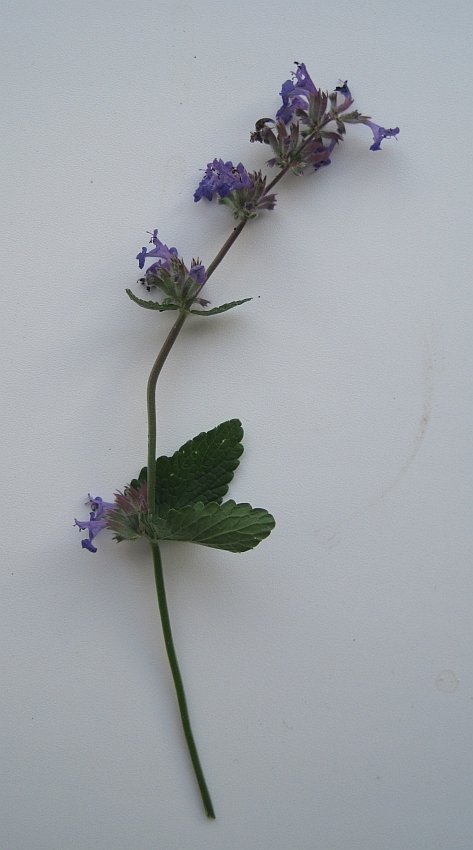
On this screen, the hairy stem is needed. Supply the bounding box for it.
[151,541,216,819]
[265,161,293,193]
[204,218,248,280]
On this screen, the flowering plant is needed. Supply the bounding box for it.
[75,63,398,819]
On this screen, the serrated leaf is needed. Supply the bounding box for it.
[155,419,244,514]
[136,419,244,515]
[189,298,252,316]
[155,500,275,552]
[126,289,180,311]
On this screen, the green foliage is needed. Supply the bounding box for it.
[132,419,244,513]
[127,419,275,553]
[152,500,275,553]
[126,289,251,317]
[126,289,180,311]
[189,298,252,316]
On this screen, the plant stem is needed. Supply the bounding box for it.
[146,218,249,517]
[143,178,291,818]
[146,310,187,518]
[145,146,317,479]
[144,223,251,819]
[142,123,332,815]
[151,541,216,819]
[265,162,292,193]
[204,218,248,280]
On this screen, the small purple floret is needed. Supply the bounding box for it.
[276,62,318,123]
[364,120,400,151]
[136,229,178,270]
[335,80,351,98]
[75,495,115,553]
[293,62,317,95]
[189,263,207,285]
[334,80,354,112]
[135,230,208,300]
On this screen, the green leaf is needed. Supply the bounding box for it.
[155,500,275,552]
[156,419,244,514]
[126,289,180,311]
[133,419,244,514]
[189,298,252,316]
[128,465,147,492]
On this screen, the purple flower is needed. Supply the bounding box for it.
[136,229,178,270]
[136,236,209,304]
[334,80,354,113]
[194,159,253,202]
[294,63,318,99]
[276,62,318,123]
[75,495,115,553]
[193,173,215,202]
[189,262,207,285]
[135,228,208,298]
[335,80,351,98]
[363,120,400,151]
[305,136,338,169]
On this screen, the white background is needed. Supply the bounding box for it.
[1,1,472,847]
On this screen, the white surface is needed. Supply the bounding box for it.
[1,0,472,847]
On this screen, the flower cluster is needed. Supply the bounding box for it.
[194,159,277,221]
[275,64,353,125]
[105,483,150,543]
[217,169,277,221]
[194,159,253,202]
[250,62,399,173]
[137,229,209,307]
[75,484,150,552]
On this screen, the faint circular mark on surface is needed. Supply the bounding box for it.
[436,670,459,693]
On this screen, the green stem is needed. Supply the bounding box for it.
[146,310,187,518]
[146,219,249,517]
[142,125,332,814]
[151,541,216,819]
[144,146,315,481]
[143,176,292,818]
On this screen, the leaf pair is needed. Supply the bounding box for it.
[129,420,275,553]
[126,288,252,317]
